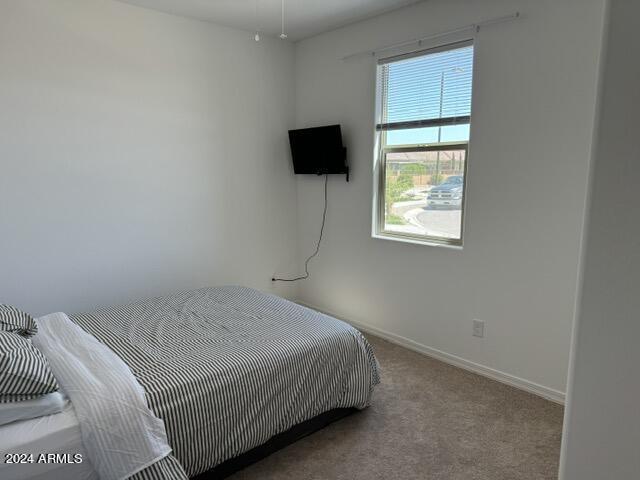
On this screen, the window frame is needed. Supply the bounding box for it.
[375,142,469,247]
[372,39,474,248]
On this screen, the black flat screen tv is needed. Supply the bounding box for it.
[288,125,347,176]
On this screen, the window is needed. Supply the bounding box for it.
[373,40,474,247]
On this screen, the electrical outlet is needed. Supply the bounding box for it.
[472,319,485,338]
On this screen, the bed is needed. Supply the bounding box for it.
[0,286,380,479]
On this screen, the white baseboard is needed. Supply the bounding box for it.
[299,301,566,405]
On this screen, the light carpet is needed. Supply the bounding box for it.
[230,334,563,480]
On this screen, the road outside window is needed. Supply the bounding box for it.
[384,148,466,240]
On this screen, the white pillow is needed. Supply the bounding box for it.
[0,391,68,426]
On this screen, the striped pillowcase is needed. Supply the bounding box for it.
[0,305,38,337]
[0,331,59,403]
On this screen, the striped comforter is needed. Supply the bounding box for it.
[70,286,380,478]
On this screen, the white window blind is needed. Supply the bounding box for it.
[377,41,474,132]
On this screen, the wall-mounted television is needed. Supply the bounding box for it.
[288,125,348,180]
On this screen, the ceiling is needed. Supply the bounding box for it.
[116,0,423,41]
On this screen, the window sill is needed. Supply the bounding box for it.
[372,232,464,250]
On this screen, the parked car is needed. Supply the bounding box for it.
[427,175,464,209]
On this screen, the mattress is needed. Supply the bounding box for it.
[0,404,97,480]
[70,286,380,478]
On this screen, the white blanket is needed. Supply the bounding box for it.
[34,313,172,480]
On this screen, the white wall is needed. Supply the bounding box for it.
[0,0,299,316]
[560,0,640,477]
[294,0,606,396]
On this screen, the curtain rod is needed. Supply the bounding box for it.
[341,12,520,62]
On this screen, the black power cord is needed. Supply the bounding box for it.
[272,174,328,282]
